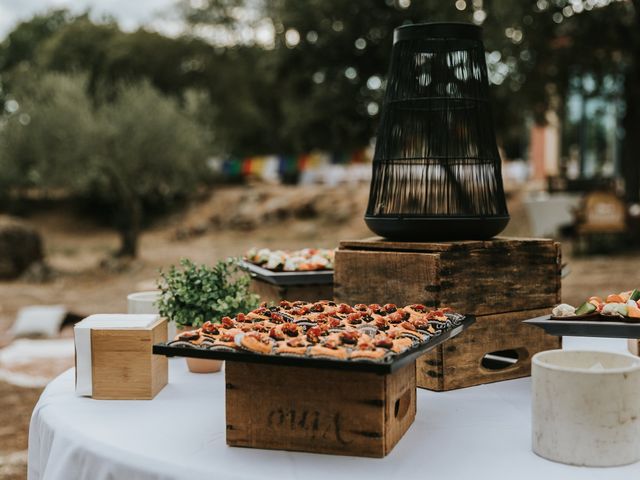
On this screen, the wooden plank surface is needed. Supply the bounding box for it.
[226,362,416,457]
[340,236,555,253]
[334,250,440,306]
[436,241,561,315]
[417,308,561,391]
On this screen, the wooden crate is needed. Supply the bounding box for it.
[418,308,557,390]
[250,278,333,304]
[225,361,416,457]
[334,237,562,390]
[90,318,168,400]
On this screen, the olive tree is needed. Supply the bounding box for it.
[0,72,211,257]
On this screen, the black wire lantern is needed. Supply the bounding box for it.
[365,22,510,241]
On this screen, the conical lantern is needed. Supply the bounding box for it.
[365,22,510,241]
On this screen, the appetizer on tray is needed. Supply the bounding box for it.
[244,248,335,271]
[168,300,466,363]
[552,289,640,322]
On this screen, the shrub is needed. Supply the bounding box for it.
[156,258,259,328]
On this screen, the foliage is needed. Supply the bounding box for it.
[0,9,71,75]
[156,258,259,327]
[0,72,211,256]
[0,72,95,193]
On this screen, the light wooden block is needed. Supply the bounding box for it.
[225,361,416,458]
[90,317,168,400]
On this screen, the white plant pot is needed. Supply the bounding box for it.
[127,290,176,339]
[532,349,640,467]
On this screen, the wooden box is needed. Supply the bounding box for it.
[250,278,333,304]
[76,316,168,400]
[225,361,416,457]
[334,237,562,390]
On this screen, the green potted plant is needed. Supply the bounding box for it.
[157,258,259,373]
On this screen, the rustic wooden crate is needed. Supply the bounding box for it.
[90,317,168,400]
[225,361,416,457]
[417,308,558,390]
[250,277,333,304]
[334,237,562,390]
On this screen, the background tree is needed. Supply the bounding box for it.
[0,73,95,198]
[93,81,210,256]
[0,73,210,257]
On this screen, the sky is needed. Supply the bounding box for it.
[0,0,180,39]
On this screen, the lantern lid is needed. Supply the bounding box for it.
[394,22,481,44]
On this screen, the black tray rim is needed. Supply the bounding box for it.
[153,316,475,374]
[239,260,333,286]
[523,315,640,339]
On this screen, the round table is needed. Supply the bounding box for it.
[29,337,640,480]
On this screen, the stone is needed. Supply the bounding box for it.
[0,216,44,279]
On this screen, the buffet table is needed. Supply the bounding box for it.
[29,337,640,480]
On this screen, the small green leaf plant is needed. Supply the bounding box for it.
[157,258,259,328]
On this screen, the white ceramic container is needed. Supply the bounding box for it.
[532,349,640,467]
[127,291,176,340]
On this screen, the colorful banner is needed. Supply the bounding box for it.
[216,149,372,181]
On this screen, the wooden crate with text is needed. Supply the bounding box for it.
[225,361,416,457]
[334,237,562,390]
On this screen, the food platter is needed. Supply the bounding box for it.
[154,315,475,374]
[523,315,640,339]
[239,260,333,286]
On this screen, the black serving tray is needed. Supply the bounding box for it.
[153,316,474,374]
[524,315,640,339]
[239,260,333,286]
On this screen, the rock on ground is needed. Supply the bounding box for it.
[0,216,44,280]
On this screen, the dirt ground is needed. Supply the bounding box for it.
[1,184,639,479]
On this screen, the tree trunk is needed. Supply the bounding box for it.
[116,195,141,258]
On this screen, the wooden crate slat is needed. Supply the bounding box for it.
[334,250,440,306]
[340,236,555,252]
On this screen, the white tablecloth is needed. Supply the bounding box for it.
[29,337,640,480]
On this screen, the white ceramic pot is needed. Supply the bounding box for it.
[532,349,640,467]
[127,291,176,340]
